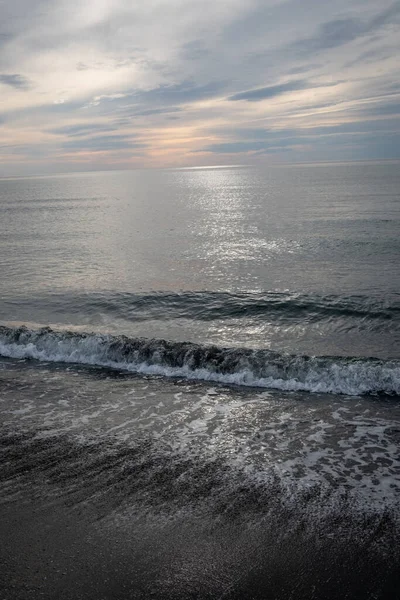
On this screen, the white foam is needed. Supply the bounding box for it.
[0,327,399,396]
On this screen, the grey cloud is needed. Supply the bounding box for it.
[2,92,182,130]
[293,1,400,54]
[274,96,400,125]
[133,80,224,105]
[287,63,323,75]
[312,18,364,50]
[382,81,400,95]
[89,81,224,119]
[213,127,296,141]
[0,73,31,89]
[221,0,299,48]
[199,139,298,154]
[200,141,267,153]
[365,135,400,159]
[356,102,400,118]
[0,143,22,150]
[199,129,400,156]
[228,79,341,102]
[49,112,181,140]
[252,147,293,155]
[1,98,87,125]
[228,79,308,102]
[313,120,400,135]
[344,46,395,68]
[130,107,182,117]
[326,131,400,153]
[199,115,400,155]
[0,144,29,156]
[289,17,362,54]
[49,123,118,137]
[0,0,54,47]
[0,32,11,49]
[370,1,400,29]
[76,57,141,72]
[62,135,145,152]
[180,40,209,61]
[214,119,400,148]
[0,141,59,158]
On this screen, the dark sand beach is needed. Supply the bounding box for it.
[1,357,399,599]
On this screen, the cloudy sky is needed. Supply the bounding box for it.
[1,0,399,175]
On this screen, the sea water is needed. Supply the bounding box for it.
[0,163,399,598]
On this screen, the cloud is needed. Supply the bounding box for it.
[49,123,118,137]
[0,73,31,89]
[356,102,400,118]
[0,98,86,125]
[287,63,323,75]
[62,134,145,152]
[228,79,340,102]
[292,1,400,54]
[132,107,182,117]
[344,47,394,68]
[81,80,225,125]
[301,18,364,51]
[199,128,400,158]
[180,40,209,61]
[97,80,225,111]
[199,140,296,153]
[370,0,400,29]
[0,0,400,174]
[228,80,308,102]
[198,113,400,156]
[307,119,400,136]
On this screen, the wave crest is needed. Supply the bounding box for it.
[0,325,399,396]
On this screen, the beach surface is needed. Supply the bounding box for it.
[1,357,399,599]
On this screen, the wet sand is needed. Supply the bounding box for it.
[1,431,399,600]
[1,358,400,599]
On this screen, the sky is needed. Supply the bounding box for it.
[0,0,400,175]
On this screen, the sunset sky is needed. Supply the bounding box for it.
[1,0,400,175]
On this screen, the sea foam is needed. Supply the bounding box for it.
[0,325,399,396]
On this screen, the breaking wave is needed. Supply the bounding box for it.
[0,325,399,396]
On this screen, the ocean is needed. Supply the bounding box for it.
[0,162,399,599]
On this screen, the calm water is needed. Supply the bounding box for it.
[1,163,400,359]
[1,163,400,598]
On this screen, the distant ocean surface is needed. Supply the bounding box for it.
[1,163,400,599]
